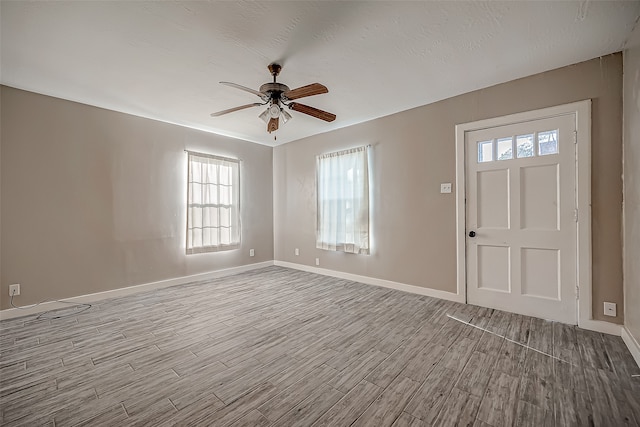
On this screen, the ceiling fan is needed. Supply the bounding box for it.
[211,63,336,134]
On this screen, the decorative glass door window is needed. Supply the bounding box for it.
[477,129,558,164]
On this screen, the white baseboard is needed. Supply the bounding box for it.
[274,262,628,337]
[274,260,465,303]
[0,261,274,321]
[622,326,640,368]
[578,318,623,336]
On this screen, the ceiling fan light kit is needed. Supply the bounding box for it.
[211,63,336,135]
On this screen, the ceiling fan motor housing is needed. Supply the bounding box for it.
[259,82,290,100]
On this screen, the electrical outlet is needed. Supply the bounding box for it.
[603,302,617,317]
[249,249,255,257]
[9,284,20,297]
[315,258,320,266]
[295,248,299,256]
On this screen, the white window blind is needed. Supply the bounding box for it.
[316,146,370,254]
[186,152,240,254]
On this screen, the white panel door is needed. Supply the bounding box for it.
[466,114,577,324]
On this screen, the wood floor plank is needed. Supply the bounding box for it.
[492,340,526,377]
[518,371,554,413]
[441,336,478,372]
[625,388,640,426]
[602,333,640,393]
[391,412,426,427]
[504,313,532,344]
[53,398,129,427]
[431,387,482,427]
[522,350,554,387]
[271,383,343,427]
[515,400,554,427]
[326,347,388,393]
[258,363,338,421]
[475,371,520,427]
[268,348,336,389]
[2,384,96,425]
[455,350,496,397]
[474,333,504,357]
[404,363,459,424]
[554,358,588,394]
[214,355,295,403]
[553,382,595,427]
[166,375,279,426]
[69,404,130,427]
[231,409,271,427]
[168,357,262,410]
[124,397,177,426]
[576,328,613,372]
[528,318,554,355]
[352,375,420,427]
[583,366,639,426]
[400,343,447,383]
[364,340,425,389]
[311,379,382,427]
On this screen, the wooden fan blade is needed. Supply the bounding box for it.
[267,117,279,133]
[220,82,267,100]
[283,83,328,100]
[210,103,262,117]
[289,102,336,122]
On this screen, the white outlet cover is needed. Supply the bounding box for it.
[603,302,616,317]
[249,249,255,257]
[440,183,452,193]
[295,248,299,256]
[315,258,320,266]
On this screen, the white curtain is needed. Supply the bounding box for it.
[187,152,240,254]
[316,146,370,254]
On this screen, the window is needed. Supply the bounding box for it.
[316,146,370,254]
[477,129,559,164]
[478,140,493,162]
[186,151,240,254]
[538,130,559,155]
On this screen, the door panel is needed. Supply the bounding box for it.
[477,245,510,292]
[477,169,509,228]
[521,247,559,300]
[520,164,559,230]
[466,114,577,324]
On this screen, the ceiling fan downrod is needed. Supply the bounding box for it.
[268,63,282,82]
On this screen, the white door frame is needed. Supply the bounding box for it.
[455,100,617,335]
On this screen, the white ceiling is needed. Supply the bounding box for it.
[2,1,639,146]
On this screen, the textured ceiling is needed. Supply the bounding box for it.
[2,1,639,145]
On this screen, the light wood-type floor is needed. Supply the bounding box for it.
[1,266,639,426]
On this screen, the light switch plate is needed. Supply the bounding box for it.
[603,302,616,317]
[440,183,452,193]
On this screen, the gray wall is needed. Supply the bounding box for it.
[0,54,627,326]
[624,26,640,341]
[0,86,274,310]
[274,54,624,324]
